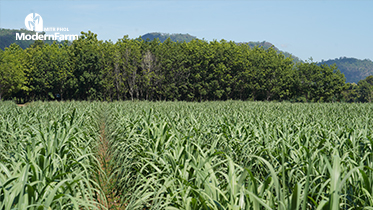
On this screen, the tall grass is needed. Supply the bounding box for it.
[105,101,373,209]
[0,101,105,209]
[2,101,373,210]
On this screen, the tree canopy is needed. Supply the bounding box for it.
[0,31,366,103]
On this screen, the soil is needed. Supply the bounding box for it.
[96,122,125,209]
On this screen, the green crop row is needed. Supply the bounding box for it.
[105,101,373,210]
[0,101,105,210]
[1,101,373,210]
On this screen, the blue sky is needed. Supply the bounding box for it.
[1,0,372,62]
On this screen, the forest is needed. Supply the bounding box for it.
[0,31,372,103]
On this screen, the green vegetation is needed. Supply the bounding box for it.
[2,29,372,89]
[106,101,373,209]
[141,32,197,43]
[0,31,348,103]
[140,33,373,83]
[142,34,302,63]
[3,101,373,209]
[319,57,373,84]
[343,75,373,102]
[238,41,302,63]
[0,44,27,100]
[0,101,105,209]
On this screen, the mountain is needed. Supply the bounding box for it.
[0,28,59,50]
[319,57,373,83]
[140,32,197,43]
[238,41,302,63]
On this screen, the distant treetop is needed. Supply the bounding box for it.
[140,32,197,43]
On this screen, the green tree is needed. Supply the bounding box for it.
[233,43,253,100]
[295,61,345,102]
[357,75,373,102]
[99,40,117,101]
[140,38,163,100]
[0,44,27,100]
[29,40,45,49]
[23,42,72,100]
[151,38,188,101]
[50,42,72,100]
[116,36,142,100]
[69,31,102,100]
[207,40,236,100]
[242,46,294,101]
[261,47,294,101]
[186,39,212,101]
[341,83,359,102]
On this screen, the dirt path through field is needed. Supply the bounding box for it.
[97,121,124,209]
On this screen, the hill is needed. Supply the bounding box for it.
[238,41,302,63]
[140,32,197,43]
[0,28,59,50]
[142,33,302,63]
[319,57,373,83]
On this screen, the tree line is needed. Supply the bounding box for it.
[1,31,371,103]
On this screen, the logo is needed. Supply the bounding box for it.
[17,13,79,41]
[25,13,43,32]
